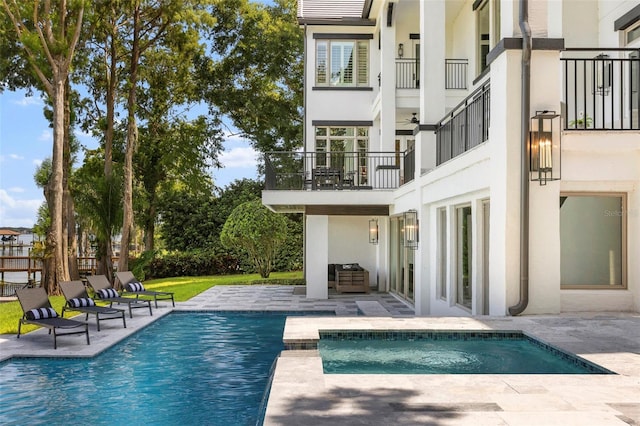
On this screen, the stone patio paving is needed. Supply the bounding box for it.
[1,285,639,425]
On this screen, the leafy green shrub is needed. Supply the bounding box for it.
[142,249,242,278]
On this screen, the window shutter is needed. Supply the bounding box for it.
[357,41,369,85]
[316,41,327,84]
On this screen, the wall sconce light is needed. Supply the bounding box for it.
[530,110,561,185]
[403,210,418,249]
[398,43,404,58]
[594,53,612,96]
[368,218,379,244]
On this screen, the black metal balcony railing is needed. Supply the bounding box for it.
[396,58,419,89]
[435,81,490,166]
[445,59,468,90]
[264,151,414,191]
[562,48,639,130]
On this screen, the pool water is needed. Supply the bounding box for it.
[319,330,613,375]
[0,312,300,426]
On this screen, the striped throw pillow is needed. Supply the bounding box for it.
[25,307,58,320]
[126,281,145,292]
[97,288,119,299]
[68,297,96,308]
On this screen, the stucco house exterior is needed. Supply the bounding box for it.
[262,0,640,316]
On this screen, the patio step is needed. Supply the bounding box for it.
[355,300,391,317]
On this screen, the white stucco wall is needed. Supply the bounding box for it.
[328,216,378,287]
[305,215,329,299]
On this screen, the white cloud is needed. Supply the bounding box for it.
[13,95,43,107]
[38,129,52,142]
[0,189,43,228]
[33,159,43,167]
[9,154,24,160]
[220,146,258,168]
[8,187,24,193]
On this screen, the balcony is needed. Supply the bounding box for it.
[445,59,468,90]
[264,151,414,191]
[396,58,419,89]
[435,81,490,166]
[395,58,469,90]
[562,48,639,130]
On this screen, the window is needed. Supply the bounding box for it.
[316,40,369,87]
[560,194,627,289]
[437,208,448,300]
[626,22,640,45]
[315,126,368,173]
[476,0,500,74]
[456,205,472,309]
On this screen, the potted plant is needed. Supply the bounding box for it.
[569,111,593,128]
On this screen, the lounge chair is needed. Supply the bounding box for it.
[115,271,175,308]
[86,275,152,318]
[16,287,90,349]
[60,280,127,331]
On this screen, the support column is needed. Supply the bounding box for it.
[379,3,396,151]
[488,50,522,315]
[305,215,329,299]
[527,49,562,314]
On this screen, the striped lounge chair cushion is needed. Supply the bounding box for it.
[68,297,96,308]
[125,281,145,292]
[25,307,58,320]
[97,288,119,299]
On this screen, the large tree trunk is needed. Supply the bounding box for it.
[101,26,118,276]
[64,78,79,280]
[119,5,141,274]
[47,76,70,294]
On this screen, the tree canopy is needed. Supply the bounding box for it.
[1,0,304,286]
[220,199,288,278]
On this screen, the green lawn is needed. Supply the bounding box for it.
[0,271,303,335]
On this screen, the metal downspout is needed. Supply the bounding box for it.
[509,0,531,316]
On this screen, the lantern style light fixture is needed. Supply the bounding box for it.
[403,210,418,249]
[368,218,379,245]
[398,43,404,58]
[529,110,561,185]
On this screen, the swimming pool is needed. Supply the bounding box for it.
[0,311,309,426]
[319,330,614,375]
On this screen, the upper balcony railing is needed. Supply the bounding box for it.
[396,58,419,89]
[264,151,414,191]
[435,81,490,166]
[445,59,468,90]
[395,58,469,90]
[562,48,639,130]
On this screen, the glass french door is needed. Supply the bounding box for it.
[456,206,472,310]
[389,216,415,302]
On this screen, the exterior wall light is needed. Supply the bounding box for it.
[398,43,404,58]
[403,210,418,249]
[369,218,379,244]
[530,110,561,185]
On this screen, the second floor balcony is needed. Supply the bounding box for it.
[395,58,469,90]
[265,150,415,191]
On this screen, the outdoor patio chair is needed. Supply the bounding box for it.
[115,271,175,308]
[86,275,152,318]
[16,287,90,349]
[60,280,126,331]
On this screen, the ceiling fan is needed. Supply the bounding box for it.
[397,112,419,125]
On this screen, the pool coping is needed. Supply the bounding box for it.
[263,315,640,425]
[1,286,639,425]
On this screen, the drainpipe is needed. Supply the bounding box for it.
[509,0,531,316]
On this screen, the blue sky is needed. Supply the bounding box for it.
[0,89,259,228]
